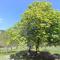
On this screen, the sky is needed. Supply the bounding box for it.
[0,0,60,30]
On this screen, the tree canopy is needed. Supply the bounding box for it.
[7,2,60,51]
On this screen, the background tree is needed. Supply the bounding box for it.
[7,22,26,49]
[7,27,20,49]
[0,30,10,47]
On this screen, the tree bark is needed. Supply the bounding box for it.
[36,39,39,53]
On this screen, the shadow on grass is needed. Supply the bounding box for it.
[10,50,60,60]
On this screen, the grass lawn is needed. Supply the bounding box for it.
[0,55,10,60]
[39,46,60,54]
[0,42,60,60]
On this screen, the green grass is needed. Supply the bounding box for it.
[0,44,60,55]
[0,55,10,60]
[0,42,60,60]
[37,46,60,54]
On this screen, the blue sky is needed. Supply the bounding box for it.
[0,0,60,30]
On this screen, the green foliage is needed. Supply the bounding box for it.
[7,28,19,46]
[7,1,60,52]
[19,2,60,51]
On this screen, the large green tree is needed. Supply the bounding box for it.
[19,2,60,51]
[7,2,60,52]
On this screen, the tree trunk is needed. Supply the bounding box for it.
[36,39,40,53]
